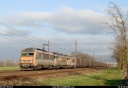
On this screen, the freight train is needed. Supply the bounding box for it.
[19,48,107,70]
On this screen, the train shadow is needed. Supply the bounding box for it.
[84,75,127,86]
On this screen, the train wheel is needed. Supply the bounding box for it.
[48,65,52,70]
[73,66,76,69]
[30,67,34,71]
[68,66,71,69]
[33,66,38,70]
[37,65,42,70]
[56,65,60,69]
[52,66,56,70]
[20,69,24,71]
[21,68,27,71]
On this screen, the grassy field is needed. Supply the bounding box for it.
[38,68,123,86]
[0,66,20,71]
[0,67,124,86]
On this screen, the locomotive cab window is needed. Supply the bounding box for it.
[29,52,34,56]
[22,52,27,56]
[54,56,58,59]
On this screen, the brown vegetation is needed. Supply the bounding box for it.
[0,59,18,67]
[106,2,128,79]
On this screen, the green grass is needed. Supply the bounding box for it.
[0,68,124,86]
[39,68,123,86]
[0,66,20,71]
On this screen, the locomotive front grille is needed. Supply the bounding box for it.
[20,64,34,67]
[21,60,33,62]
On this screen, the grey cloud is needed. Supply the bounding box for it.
[3,6,109,35]
[0,22,31,37]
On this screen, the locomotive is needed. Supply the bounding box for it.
[19,47,107,71]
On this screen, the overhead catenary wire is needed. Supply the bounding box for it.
[0,22,54,50]
[0,22,48,43]
[0,22,106,64]
[0,22,74,55]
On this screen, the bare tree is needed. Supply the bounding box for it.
[0,59,19,67]
[106,2,128,79]
[111,44,124,69]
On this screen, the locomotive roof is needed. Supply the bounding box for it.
[22,47,69,56]
[23,47,46,52]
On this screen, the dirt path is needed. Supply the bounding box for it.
[0,68,103,82]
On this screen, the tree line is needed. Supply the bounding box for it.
[0,59,19,67]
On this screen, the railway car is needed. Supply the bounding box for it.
[58,55,68,68]
[70,56,76,68]
[57,55,76,69]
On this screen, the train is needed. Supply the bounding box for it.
[19,47,107,70]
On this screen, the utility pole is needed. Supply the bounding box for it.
[43,44,47,50]
[74,40,77,58]
[43,41,49,51]
[48,41,50,66]
[48,41,49,52]
[43,41,50,66]
[93,51,94,60]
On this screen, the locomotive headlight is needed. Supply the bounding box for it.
[20,60,32,62]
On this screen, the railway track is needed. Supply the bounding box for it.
[0,68,102,81]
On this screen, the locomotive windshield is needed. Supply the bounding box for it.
[22,52,27,56]
[28,52,34,56]
[21,48,35,56]
[21,51,34,56]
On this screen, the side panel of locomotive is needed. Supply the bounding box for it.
[35,50,58,69]
[35,50,49,68]
[70,57,76,68]
[58,55,68,68]
[53,55,59,67]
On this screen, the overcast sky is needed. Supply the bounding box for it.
[0,0,127,62]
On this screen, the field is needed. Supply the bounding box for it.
[37,68,123,86]
[0,66,20,71]
[0,67,124,86]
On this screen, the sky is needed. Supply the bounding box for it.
[0,0,127,63]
